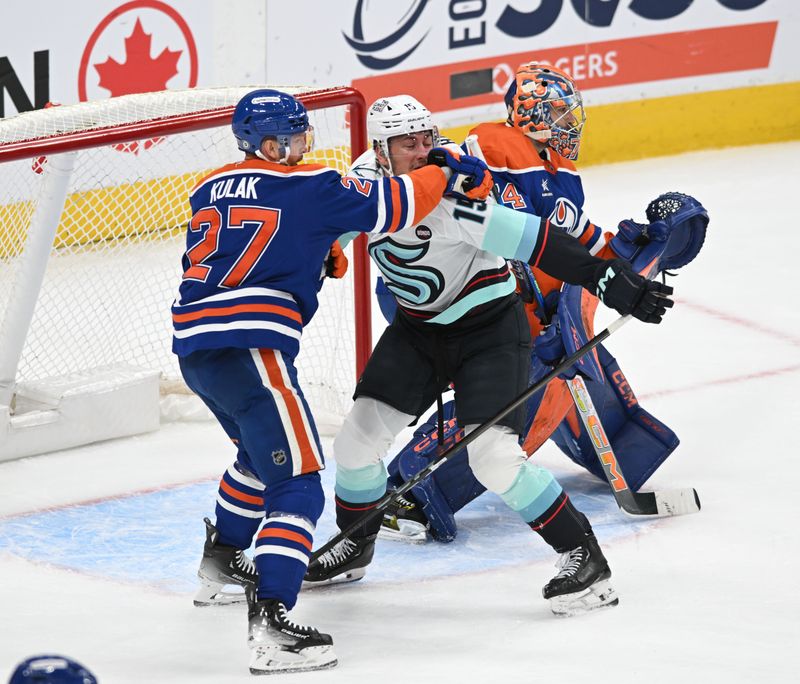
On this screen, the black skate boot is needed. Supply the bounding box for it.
[194,517,257,607]
[542,534,619,616]
[248,598,337,674]
[380,492,429,543]
[302,534,376,587]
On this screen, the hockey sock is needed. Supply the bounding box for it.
[334,462,387,537]
[214,462,265,549]
[335,495,384,538]
[255,473,324,609]
[528,491,593,553]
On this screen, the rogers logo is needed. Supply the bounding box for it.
[343,0,431,70]
[78,0,198,153]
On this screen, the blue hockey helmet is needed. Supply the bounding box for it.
[9,655,97,684]
[231,89,312,157]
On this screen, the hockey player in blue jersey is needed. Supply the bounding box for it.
[303,94,676,616]
[374,66,707,563]
[172,88,494,674]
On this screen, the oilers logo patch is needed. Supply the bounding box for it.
[549,197,579,233]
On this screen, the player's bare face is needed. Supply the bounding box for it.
[387,132,434,175]
[284,131,310,165]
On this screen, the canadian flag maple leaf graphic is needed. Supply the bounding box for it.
[94,17,181,96]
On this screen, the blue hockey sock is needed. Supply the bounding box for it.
[254,472,324,609]
[214,461,264,549]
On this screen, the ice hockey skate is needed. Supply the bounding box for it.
[303,534,376,587]
[194,517,257,607]
[248,598,337,675]
[380,493,429,543]
[542,534,619,617]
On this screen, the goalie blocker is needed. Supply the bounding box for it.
[382,191,708,542]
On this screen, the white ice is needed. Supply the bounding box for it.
[1,142,799,683]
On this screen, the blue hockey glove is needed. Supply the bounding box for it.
[427,147,493,201]
[610,192,708,271]
[645,191,708,270]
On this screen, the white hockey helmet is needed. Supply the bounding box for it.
[367,95,439,174]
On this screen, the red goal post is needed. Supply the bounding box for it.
[0,85,371,461]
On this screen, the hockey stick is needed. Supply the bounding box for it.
[309,314,632,564]
[566,375,700,516]
[467,133,700,517]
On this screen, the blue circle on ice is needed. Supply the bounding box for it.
[0,463,651,594]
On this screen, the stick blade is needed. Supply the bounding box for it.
[654,488,701,517]
[618,488,701,517]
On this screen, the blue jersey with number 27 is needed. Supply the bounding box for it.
[172,158,446,359]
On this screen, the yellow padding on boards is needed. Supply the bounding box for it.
[0,146,350,255]
[442,81,800,168]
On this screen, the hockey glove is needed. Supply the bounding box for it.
[609,192,708,271]
[427,147,493,201]
[592,259,674,324]
[324,240,349,278]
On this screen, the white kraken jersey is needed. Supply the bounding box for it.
[349,148,516,325]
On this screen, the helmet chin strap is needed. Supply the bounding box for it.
[376,142,394,176]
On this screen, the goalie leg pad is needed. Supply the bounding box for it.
[397,447,458,542]
[550,345,679,491]
[388,401,486,542]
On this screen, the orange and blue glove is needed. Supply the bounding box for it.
[427,147,493,202]
[324,240,348,278]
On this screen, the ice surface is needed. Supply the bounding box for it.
[1,143,798,683]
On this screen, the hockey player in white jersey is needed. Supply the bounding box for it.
[304,96,674,615]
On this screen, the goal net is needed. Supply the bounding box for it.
[0,85,370,460]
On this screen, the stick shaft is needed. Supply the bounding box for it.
[309,314,632,563]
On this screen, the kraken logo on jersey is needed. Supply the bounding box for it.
[549,197,579,234]
[369,237,444,306]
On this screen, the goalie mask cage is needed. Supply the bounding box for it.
[0,85,370,462]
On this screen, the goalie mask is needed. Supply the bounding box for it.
[367,95,439,175]
[505,63,586,161]
[232,89,314,163]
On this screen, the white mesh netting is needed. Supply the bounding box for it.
[0,86,363,428]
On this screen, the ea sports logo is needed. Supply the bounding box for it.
[343,0,431,70]
[78,0,198,153]
[549,197,579,232]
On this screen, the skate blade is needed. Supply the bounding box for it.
[379,519,428,544]
[193,580,249,607]
[548,579,619,617]
[301,567,367,589]
[249,644,337,675]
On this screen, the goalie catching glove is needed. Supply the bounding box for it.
[427,147,494,201]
